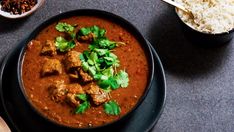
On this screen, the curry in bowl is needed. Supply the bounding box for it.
[20,16,152,128]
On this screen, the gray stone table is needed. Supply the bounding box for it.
[0,0,234,132]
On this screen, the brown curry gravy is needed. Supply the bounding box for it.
[22,16,149,128]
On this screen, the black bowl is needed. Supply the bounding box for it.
[175,8,234,47]
[16,9,154,130]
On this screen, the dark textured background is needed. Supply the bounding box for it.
[0,0,234,132]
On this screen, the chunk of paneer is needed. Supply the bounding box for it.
[79,69,93,83]
[66,84,85,107]
[41,58,62,76]
[86,85,111,105]
[79,33,95,42]
[64,51,82,71]
[48,80,68,103]
[41,40,57,56]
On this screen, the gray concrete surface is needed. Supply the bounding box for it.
[0,0,234,132]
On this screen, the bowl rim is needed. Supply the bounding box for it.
[17,9,155,130]
[175,8,234,36]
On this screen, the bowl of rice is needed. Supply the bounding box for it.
[175,0,234,46]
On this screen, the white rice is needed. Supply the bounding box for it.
[175,0,234,34]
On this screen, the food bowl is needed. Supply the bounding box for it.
[0,0,45,19]
[17,9,154,130]
[175,8,234,47]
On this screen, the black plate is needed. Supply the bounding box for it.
[0,40,166,132]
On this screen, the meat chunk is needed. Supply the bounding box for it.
[66,93,80,107]
[86,85,110,105]
[41,40,57,56]
[66,84,85,107]
[27,40,41,51]
[64,51,82,71]
[41,58,62,76]
[79,33,95,42]
[79,69,93,83]
[48,80,68,103]
[67,84,85,94]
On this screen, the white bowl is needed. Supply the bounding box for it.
[0,0,45,19]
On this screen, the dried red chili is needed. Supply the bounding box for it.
[1,0,37,15]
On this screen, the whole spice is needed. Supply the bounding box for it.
[1,0,37,15]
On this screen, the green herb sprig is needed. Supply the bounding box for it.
[55,36,75,52]
[78,25,106,39]
[75,94,90,114]
[79,25,129,91]
[103,100,121,115]
[75,101,90,114]
[55,22,77,52]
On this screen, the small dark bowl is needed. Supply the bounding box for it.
[17,9,154,130]
[175,8,234,47]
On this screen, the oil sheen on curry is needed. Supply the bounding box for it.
[22,16,149,128]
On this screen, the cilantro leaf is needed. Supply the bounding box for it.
[104,57,114,62]
[108,77,119,89]
[103,87,112,93]
[98,29,106,37]
[92,38,116,49]
[55,22,77,40]
[83,50,90,60]
[55,36,75,52]
[115,70,129,88]
[76,94,88,101]
[91,25,100,37]
[98,79,111,89]
[90,37,125,50]
[88,44,97,51]
[103,54,119,68]
[88,66,96,76]
[75,101,90,114]
[103,101,121,115]
[94,74,108,80]
[81,51,99,75]
[79,27,91,36]
[97,70,129,89]
[56,22,75,33]
[93,74,102,80]
[79,53,85,61]
[89,52,98,63]
[98,76,119,90]
[109,53,120,67]
[70,32,76,39]
[92,26,106,38]
[81,62,89,72]
[102,67,114,78]
[78,25,106,38]
[94,48,110,56]
[87,59,95,65]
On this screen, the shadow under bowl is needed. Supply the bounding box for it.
[16,9,155,130]
[175,9,234,47]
